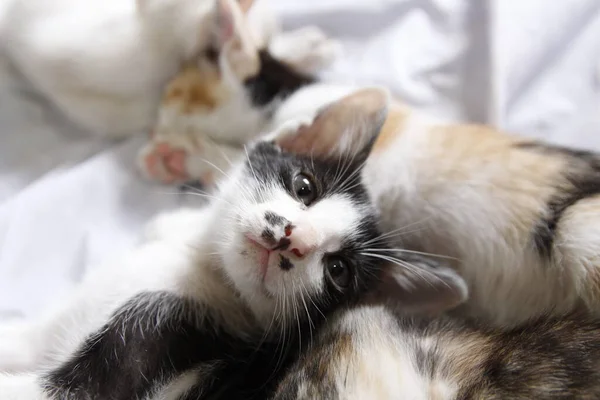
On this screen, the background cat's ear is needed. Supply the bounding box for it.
[212,0,259,79]
[276,88,390,161]
[238,0,255,13]
[369,255,468,314]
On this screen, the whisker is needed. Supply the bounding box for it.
[199,158,230,180]
[360,252,451,289]
[361,248,458,261]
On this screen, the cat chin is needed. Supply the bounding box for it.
[218,236,275,305]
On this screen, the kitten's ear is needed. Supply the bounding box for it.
[212,0,259,79]
[238,0,255,13]
[370,255,468,314]
[276,88,390,161]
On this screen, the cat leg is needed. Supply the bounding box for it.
[268,26,342,75]
[137,132,242,186]
[0,293,212,400]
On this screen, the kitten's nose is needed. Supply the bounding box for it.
[279,224,316,259]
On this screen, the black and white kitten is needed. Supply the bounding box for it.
[0,89,467,399]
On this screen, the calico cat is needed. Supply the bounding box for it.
[1,0,339,137]
[137,0,344,185]
[0,89,467,399]
[272,304,600,400]
[149,61,600,328]
[360,109,600,327]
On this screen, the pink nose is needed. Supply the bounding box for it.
[283,224,317,258]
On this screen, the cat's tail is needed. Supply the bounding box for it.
[0,373,49,400]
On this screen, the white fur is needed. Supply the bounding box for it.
[0,133,372,396]
[268,26,343,76]
[322,306,458,400]
[1,0,219,136]
[1,0,340,138]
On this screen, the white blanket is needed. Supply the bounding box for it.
[1,0,599,321]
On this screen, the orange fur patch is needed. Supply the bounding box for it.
[163,64,227,113]
[371,102,410,154]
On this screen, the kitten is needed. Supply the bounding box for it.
[359,107,600,327]
[162,70,600,328]
[0,89,466,399]
[272,305,600,399]
[137,1,344,185]
[1,0,338,137]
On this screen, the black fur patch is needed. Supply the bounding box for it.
[274,237,291,251]
[517,142,600,259]
[265,211,288,227]
[262,228,276,245]
[42,292,285,400]
[244,50,315,109]
[279,255,294,271]
[457,313,600,398]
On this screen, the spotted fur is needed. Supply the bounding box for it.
[361,108,600,327]
[273,305,600,400]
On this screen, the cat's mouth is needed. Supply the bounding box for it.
[244,236,271,282]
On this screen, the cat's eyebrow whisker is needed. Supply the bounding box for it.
[243,144,260,182]
[157,188,238,208]
[361,248,458,261]
[331,152,357,190]
[360,252,450,289]
[336,157,367,192]
[199,158,231,180]
[363,217,435,246]
[208,138,236,169]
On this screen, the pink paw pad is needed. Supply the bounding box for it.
[144,142,190,184]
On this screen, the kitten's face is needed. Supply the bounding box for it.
[216,141,382,325]
[211,87,468,329]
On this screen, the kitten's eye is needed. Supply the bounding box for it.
[293,173,317,206]
[326,257,351,288]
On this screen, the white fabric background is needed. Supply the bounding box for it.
[0,0,599,321]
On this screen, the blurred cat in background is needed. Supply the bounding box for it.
[0,0,339,137]
[137,0,342,185]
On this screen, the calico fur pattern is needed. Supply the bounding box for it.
[273,306,600,399]
[146,83,600,397]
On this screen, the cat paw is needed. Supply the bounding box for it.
[138,131,239,187]
[137,140,192,184]
[269,26,343,75]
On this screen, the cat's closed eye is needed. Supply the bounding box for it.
[292,173,317,206]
